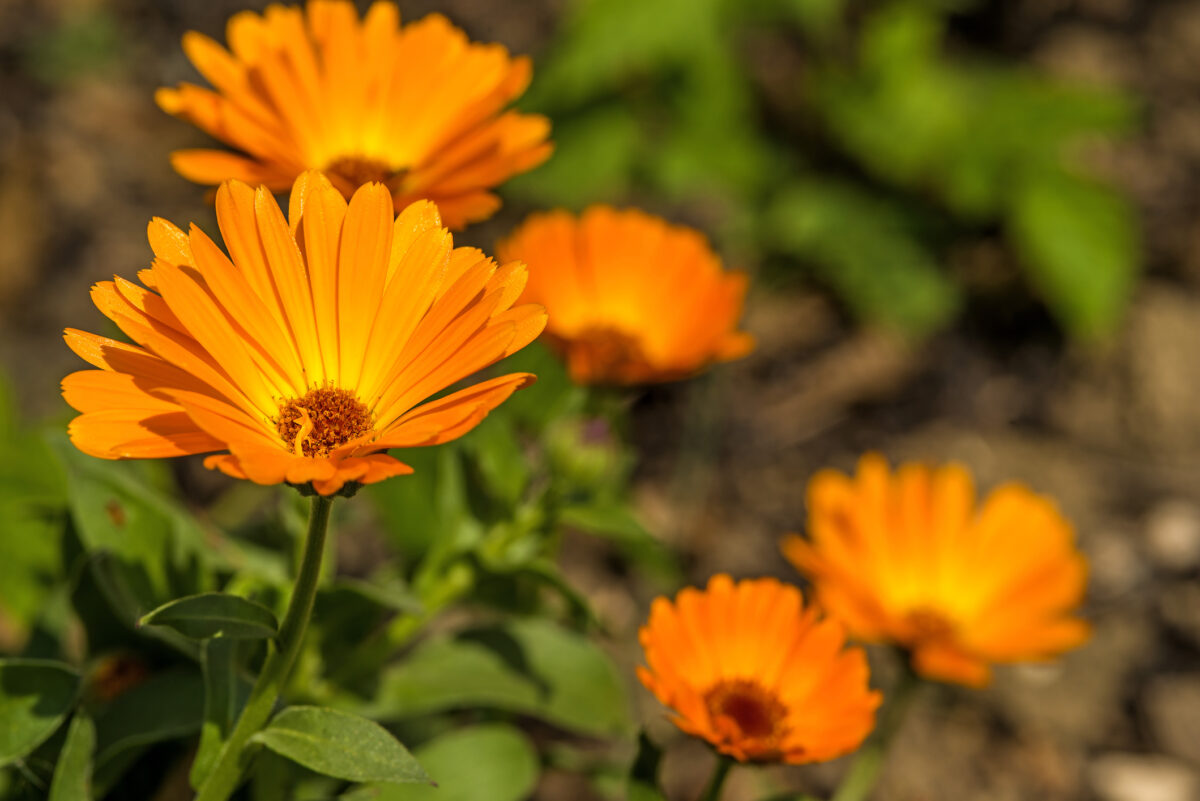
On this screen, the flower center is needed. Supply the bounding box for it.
[324,156,408,196]
[703,679,787,741]
[275,387,373,458]
[904,606,956,644]
[567,326,647,380]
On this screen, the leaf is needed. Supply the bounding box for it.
[559,504,678,579]
[190,639,249,790]
[92,667,204,791]
[251,706,428,785]
[139,592,279,640]
[374,618,629,736]
[48,713,95,801]
[627,731,666,801]
[360,725,538,801]
[1011,169,1138,338]
[0,659,80,767]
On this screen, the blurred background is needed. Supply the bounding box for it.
[2,0,1200,799]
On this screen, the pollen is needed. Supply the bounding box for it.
[276,387,373,458]
[704,679,787,741]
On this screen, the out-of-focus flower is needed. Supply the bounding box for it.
[156,0,551,229]
[783,454,1090,687]
[497,207,754,385]
[63,171,545,496]
[638,574,879,763]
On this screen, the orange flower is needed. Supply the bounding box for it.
[783,454,1090,687]
[156,0,551,229]
[496,207,754,385]
[62,171,546,496]
[638,575,880,764]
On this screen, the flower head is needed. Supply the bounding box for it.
[156,0,552,229]
[496,207,754,385]
[783,454,1090,687]
[638,575,879,764]
[63,171,546,496]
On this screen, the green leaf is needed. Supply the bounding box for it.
[139,592,279,640]
[768,180,960,336]
[0,660,80,768]
[1011,169,1138,338]
[559,504,677,579]
[48,713,95,801]
[358,725,538,801]
[92,668,204,792]
[627,731,666,801]
[374,618,629,736]
[251,706,428,785]
[190,639,248,790]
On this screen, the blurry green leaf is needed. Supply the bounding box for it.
[48,713,94,801]
[487,343,582,431]
[1011,170,1138,338]
[505,105,642,207]
[375,618,628,736]
[139,593,278,640]
[358,725,538,801]
[190,639,249,790]
[768,180,959,335]
[627,731,666,801]
[23,9,123,85]
[559,504,677,579]
[460,414,529,509]
[251,706,428,785]
[93,668,204,787]
[367,446,475,564]
[334,577,423,615]
[0,660,80,767]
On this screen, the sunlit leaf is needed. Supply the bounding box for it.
[251,706,428,785]
[139,593,278,640]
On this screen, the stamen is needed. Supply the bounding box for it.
[704,679,787,741]
[276,386,373,458]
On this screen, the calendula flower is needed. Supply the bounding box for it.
[638,575,880,764]
[496,207,754,385]
[62,171,546,496]
[156,0,551,229]
[782,454,1090,687]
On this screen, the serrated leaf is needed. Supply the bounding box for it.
[0,660,80,767]
[48,713,95,801]
[1011,169,1138,338]
[251,706,428,785]
[374,618,629,736]
[139,593,278,640]
[360,725,538,801]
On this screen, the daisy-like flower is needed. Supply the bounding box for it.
[496,207,754,385]
[156,0,552,229]
[638,574,880,764]
[62,171,546,496]
[783,454,1090,687]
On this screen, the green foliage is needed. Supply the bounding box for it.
[374,618,629,737]
[0,660,80,768]
[627,731,667,801]
[515,0,1141,337]
[251,706,428,785]
[357,725,539,801]
[139,593,279,641]
[191,639,247,790]
[48,714,94,801]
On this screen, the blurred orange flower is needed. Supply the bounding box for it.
[497,207,754,385]
[783,454,1090,687]
[62,171,545,496]
[156,0,551,229]
[638,574,880,764]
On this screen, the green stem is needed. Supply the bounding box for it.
[699,755,734,801]
[195,495,334,801]
[831,657,921,801]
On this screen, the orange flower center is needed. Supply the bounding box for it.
[704,679,787,741]
[568,326,647,379]
[904,606,956,644]
[276,387,373,457]
[324,156,407,195]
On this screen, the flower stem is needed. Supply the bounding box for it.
[195,494,334,801]
[699,755,735,801]
[831,657,921,801]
